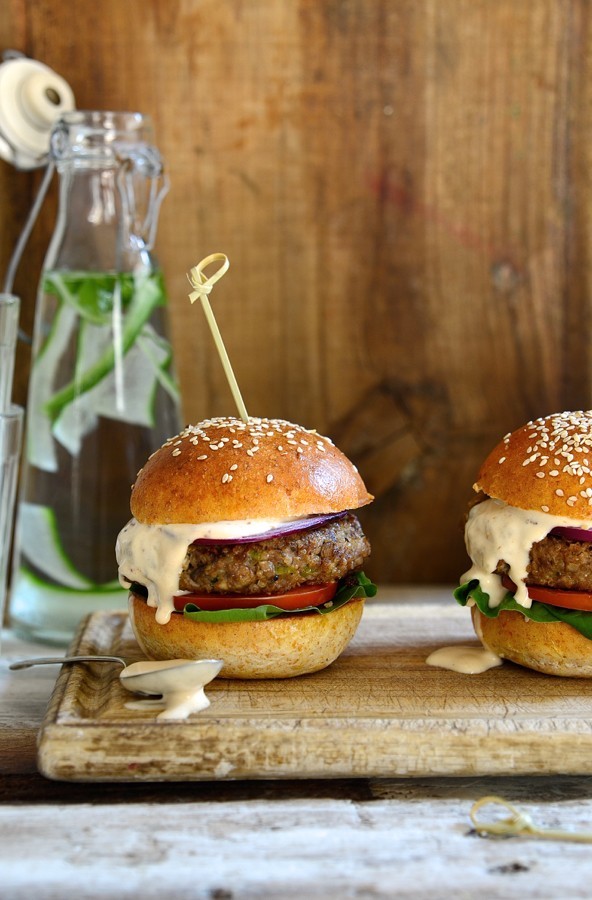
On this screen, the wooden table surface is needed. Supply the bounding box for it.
[3,586,592,899]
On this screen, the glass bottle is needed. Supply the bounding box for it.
[10,110,182,644]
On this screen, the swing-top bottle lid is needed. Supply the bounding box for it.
[0,52,75,170]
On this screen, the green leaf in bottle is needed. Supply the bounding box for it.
[27,269,178,469]
[44,270,168,423]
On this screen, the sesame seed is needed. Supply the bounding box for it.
[222,473,230,483]
[535,472,545,479]
[165,418,341,478]
[549,470,559,477]
[511,412,592,483]
[230,464,238,471]
[498,456,506,464]
[541,505,549,512]
[555,489,564,496]
[266,474,274,483]
[172,448,181,457]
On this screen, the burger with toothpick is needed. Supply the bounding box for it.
[116,256,375,678]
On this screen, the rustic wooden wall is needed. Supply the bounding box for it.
[1,0,590,585]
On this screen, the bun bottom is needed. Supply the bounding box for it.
[128,591,364,679]
[471,607,592,677]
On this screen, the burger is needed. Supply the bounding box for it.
[116,416,375,678]
[456,410,592,677]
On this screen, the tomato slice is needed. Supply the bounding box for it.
[173,582,339,613]
[501,574,592,611]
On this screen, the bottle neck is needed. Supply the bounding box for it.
[44,162,153,274]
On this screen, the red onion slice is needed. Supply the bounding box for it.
[191,511,347,546]
[550,526,592,543]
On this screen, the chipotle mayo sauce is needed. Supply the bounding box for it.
[426,645,502,674]
[116,515,313,624]
[461,497,592,609]
[119,658,222,720]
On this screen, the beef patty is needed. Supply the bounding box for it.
[179,512,370,595]
[496,534,592,592]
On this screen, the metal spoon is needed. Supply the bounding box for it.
[118,658,223,696]
[9,655,224,702]
[119,658,224,718]
[9,655,127,670]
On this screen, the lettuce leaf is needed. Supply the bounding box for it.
[455,580,592,641]
[182,571,377,624]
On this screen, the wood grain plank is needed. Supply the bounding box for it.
[4,784,592,898]
[36,604,592,782]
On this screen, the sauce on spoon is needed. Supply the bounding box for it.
[119,658,223,720]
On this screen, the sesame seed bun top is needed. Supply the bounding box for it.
[475,410,592,518]
[131,416,374,524]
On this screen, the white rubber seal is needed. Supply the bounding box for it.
[0,57,75,169]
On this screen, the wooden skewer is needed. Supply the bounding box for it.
[187,253,249,424]
[470,795,592,844]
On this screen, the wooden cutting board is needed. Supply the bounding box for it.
[37,598,592,782]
